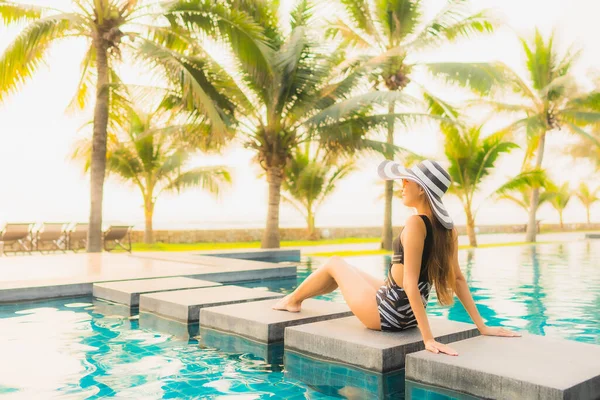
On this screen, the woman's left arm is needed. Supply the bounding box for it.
[451,230,521,337]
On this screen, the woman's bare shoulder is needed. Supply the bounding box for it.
[401,215,427,241]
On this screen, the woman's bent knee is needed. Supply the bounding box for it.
[327,255,345,266]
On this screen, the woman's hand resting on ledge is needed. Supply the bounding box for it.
[479,325,522,337]
[424,326,521,355]
[424,339,458,356]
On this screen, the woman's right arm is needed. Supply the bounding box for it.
[450,229,486,330]
[451,229,521,338]
[401,216,458,355]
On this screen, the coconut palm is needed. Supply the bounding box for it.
[444,124,518,247]
[0,1,235,251]
[73,106,231,244]
[328,0,496,249]
[168,0,412,248]
[430,29,600,242]
[549,183,572,229]
[494,170,556,235]
[282,145,355,239]
[575,183,599,224]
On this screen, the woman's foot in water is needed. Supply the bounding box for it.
[272,294,302,312]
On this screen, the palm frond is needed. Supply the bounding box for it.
[494,169,549,196]
[375,0,421,44]
[0,13,83,101]
[566,91,600,110]
[281,193,307,217]
[0,1,43,25]
[165,0,275,93]
[425,62,537,100]
[496,193,528,213]
[563,122,600,147]
[163,166,232,196]
[136,38,233,137]
[326,18,374,48]
[338,0,377,38]
[304,90,420,127]
[66,44,96,112]
[464,99,534,115]
[406,2,495,51]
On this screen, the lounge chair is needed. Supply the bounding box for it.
[103,225,133,253]
[0,223,34,255]
[34,223,68,253]
[67,223,89,252]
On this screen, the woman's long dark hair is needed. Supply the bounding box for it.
[427,215,456,306]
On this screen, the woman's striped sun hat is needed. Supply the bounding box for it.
[378,159,454,229]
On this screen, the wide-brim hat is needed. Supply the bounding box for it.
[378,159,454,229]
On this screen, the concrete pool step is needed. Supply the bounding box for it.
[92,277,221,307]
[200,298,353,343]
[139,312,199,339]
[405,333,600,400]
[199,327,284,364]
[284,316,479,372]
[139,286,284,323]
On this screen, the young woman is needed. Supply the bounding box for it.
[273,159,520,355]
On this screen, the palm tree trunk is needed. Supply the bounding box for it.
[144,195,154,244]
[262,166,283,248]
[525,132,547,242]
[382,100,395,250]
[465,205,478,247]
[586,207,591,224]
[307,209,317,240]
[559,211,564,230]
[87,41,110,252]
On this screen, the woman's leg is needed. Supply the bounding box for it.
[272,256,382,330]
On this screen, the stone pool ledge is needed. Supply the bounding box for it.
[139,285,284,323]
[405,333,600,400]
[200,298,353,343]
[93,277,222,307]
[284,316,479,373]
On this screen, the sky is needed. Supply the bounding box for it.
[0,0,599,231]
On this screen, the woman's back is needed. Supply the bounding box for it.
[387,214,433,288]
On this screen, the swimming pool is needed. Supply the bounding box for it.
[0,241,598,398]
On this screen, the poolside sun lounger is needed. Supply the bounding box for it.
[0,223,34,255]
[34,223,68,253]
[103,225,133,253]
[67,223,88,252]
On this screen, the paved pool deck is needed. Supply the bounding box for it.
[0,253,296,303]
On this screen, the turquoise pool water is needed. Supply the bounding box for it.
[0,241,598,398]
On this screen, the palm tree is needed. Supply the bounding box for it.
[328,0,496,249]
[444,124,518,247]
[575,183,599,224]
[168,0,408,248]
[494,170,556,235]
[282,144,355,239]
[549,183,571,229]
[0,1,234,251]
[73,107,231,244]
[430,29,600,242]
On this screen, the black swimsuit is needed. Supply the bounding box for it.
[376,215,433,331]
